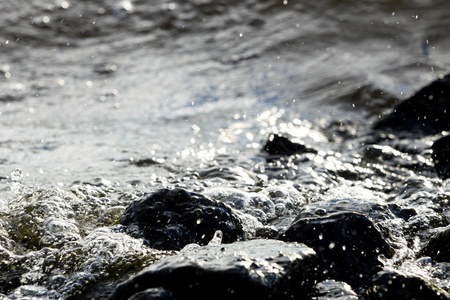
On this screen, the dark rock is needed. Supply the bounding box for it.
[0,267,23,295]
[432,135,450,179]
[130,158,163,167]
[109,239,317,300]
[278,211,394,289]
[120,188,244,251]
[94,63,118,75]
[388,203,417,221]
[314,280,358,300]
[373,73,450,135]
[263,134,317,156]
[365,270,450,300]
[420,226,450,262]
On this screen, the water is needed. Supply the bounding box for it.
[1,0,450,298]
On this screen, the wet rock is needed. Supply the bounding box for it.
[313,280,358,300]
[365,270,450,300]
[129,157,165,167]
[387,203,417,221]
[109,239,317,300]
[432,135,450,179]
[263,134,317,156]
[373,73,450,135]
[420,226,450,262]
[0,265,25,294]
[94,63,118,75]
[120,188,244,250]
[278,211,394,289]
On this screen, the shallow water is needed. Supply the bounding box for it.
[1,0,450,298]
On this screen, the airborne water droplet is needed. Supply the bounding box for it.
[11,168,23,182]
[10,168,24,195]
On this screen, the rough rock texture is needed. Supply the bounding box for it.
[432,135,450,180]
[263,134,317,156]
[120,189,244,251]
[109,239,317,300]
[365,270,450,300]
[373,73,450,135]
[421,226,450,263]
[278,211,394,289]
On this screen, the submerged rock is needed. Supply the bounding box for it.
[278,211,394,289]
[109,239,317,300]
[373,73,450,135]
[365,270,450,300]
[263,134,317,156]
[432,135,450,180]
[120,188,244,250]
[420,226,450,263]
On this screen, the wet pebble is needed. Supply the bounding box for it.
[263,134,317,157]
[278,211,394,289]
[120,188,244,250]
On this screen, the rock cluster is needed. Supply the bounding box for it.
[109,74,450,299]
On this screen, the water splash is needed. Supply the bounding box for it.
[207,230,223,246]
[10,168,24,195]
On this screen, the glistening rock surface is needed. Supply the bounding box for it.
[120,188,244,251]
[278,211,394,289]
[263,134,317,156]
[373,73,450,135]
[365,270,450,300]
[109,239,317,300]
[420,226,450,263]
[432,135,450,180]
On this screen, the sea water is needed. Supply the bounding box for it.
[0,0,450,298]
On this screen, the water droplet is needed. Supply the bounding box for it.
[11,168,23,182]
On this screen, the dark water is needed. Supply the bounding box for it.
[0,0,450,298]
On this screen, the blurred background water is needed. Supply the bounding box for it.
[0,0,450,298]
[0,0,448,188]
